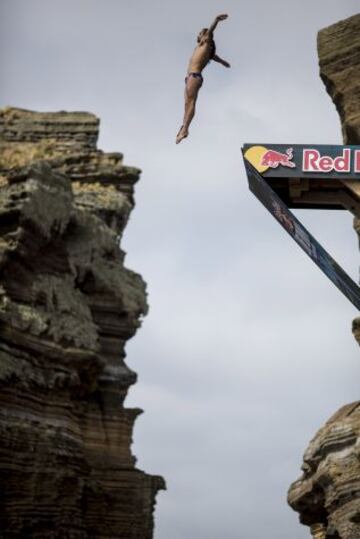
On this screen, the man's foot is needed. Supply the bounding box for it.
[176,126,188,144]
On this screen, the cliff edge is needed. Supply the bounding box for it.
[288,14,360,539]
[0,107,164,538]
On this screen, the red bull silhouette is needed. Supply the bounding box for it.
[261,147,296,169]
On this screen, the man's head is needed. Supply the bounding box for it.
[197,28,208,42]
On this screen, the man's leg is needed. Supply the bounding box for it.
[176,76,202,144]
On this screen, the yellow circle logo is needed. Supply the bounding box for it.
[244,146,269,173]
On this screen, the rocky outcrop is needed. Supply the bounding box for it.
[0,107,164,538]
[317,14,360,145]
[288,402,360,539]
[288,14,360,539]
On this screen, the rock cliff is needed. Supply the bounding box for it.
[0,107,164,538]
[288,14,360,539]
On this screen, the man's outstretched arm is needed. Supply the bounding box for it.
[208,13,228,35]
[213,54,231,68]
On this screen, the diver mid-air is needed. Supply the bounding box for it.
[176,14,230,144]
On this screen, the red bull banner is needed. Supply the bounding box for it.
[243,144,360,179]
[242,147,360,311]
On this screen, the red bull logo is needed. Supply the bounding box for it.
[261,148,295,169]
[244,145,296,173]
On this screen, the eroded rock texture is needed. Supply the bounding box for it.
[288,402,360,539]
[288,14,360,539]
[0,107,164,538]
[317,13,360,145]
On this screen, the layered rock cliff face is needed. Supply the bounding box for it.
[288,14,360,539]
[0,107,164,538]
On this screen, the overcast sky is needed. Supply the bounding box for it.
[1,1,360,538]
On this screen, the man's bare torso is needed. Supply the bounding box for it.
[187,37,215,73]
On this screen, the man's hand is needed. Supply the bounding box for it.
[213,54,231,68]
[216,14,228,21]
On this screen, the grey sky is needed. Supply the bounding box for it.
[1,1,360,538]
